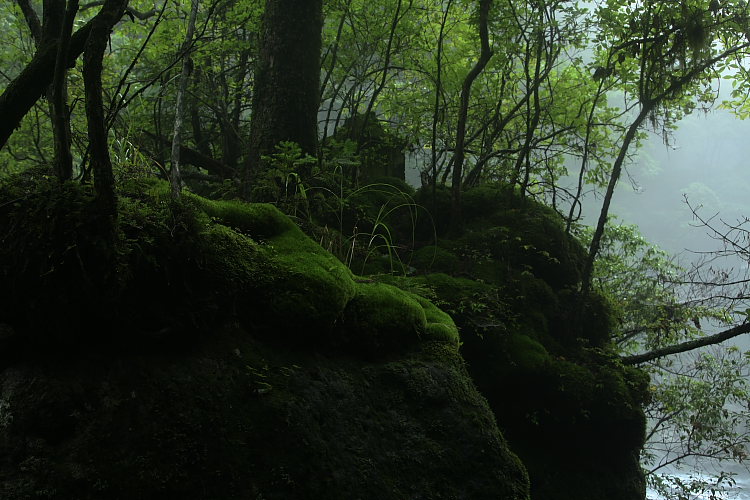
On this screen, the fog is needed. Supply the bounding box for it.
[587,99,750,498]
[597,105,750,258]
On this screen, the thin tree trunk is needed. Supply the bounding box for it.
[356,0,409,152]
[580,102,653,296]
[565,78,606,233]
[430,0,452,202]
[83,0,127,217]
[51,0,79,181]
[15,0,42,41]
[515,31,544,199]
[449,0,492,234]
[170,0,200,199]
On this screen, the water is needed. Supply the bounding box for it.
[646,473,750,500]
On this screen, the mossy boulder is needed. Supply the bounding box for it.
[0,172,528,499]
[0,176,455,358]
[0,330,529,500]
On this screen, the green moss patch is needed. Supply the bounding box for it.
[0,175,455,358]
[341,282,459,356]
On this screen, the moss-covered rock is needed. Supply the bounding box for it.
[0,172,528,499]
[0,330,529,500]
[400,181,650,500]
[340,282,459,357]
[0,176,457,357]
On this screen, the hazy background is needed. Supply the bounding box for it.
[584,100,750,258]
[584,97,750,499]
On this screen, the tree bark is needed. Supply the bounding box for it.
[83,0,127,217]
[243,0,323,199]
[15,0,43,42]
[622,322,750,365]
[51,0,79,181]
[429,0,452,200]
[449,0,492,234]
[170,0,200,199]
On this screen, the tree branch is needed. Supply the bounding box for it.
[622,321,750,365]
[15,0,42,43]
[81,0,156,19]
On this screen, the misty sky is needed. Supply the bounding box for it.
[597,102,750,258]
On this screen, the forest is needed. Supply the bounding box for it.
[2,0,750,499]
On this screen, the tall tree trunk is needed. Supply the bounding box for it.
[580,102,653,297]
[429,0,452,203]
[15,0,76,180]
[243,0,324,200]
[51,0,79,181]
[83,0,127,217]
[449,0,492,234]
[170,0,200,199]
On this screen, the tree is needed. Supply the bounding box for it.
[580,0,750,295]
[0,18,92,150]
[243,0,323,199]
[449,0,492,234]
[169,0,200,199]
[83,0,128,217]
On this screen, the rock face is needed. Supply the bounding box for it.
[0,334,528,500]
[0,176,529,499]
[411,185,650,500]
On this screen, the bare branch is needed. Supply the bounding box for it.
[622,321,750,365]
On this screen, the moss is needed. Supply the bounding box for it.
[504,333,550,371]
[341,282,459,356]
[263,228,357,333]
[0,174,459,358]
[186,194,297,237]
[410,245,460,274]
[414,272,492,305]
[196,224,267,283]
[462,184,507,220]
[0,329,530,500]
[342,282,425,354]
[413,294,459,344]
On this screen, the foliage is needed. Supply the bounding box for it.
[4,0,750,496]
[586,219,750,498]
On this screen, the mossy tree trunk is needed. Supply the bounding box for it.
[50,0,80,182]
[243,0,323,200]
